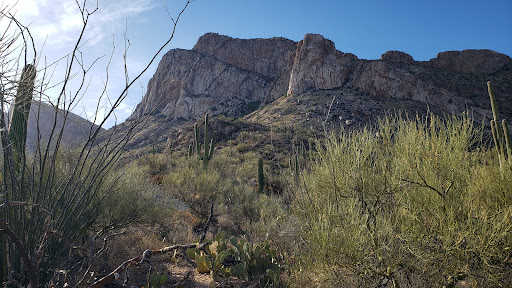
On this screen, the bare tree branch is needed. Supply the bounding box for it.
[89,203,214,288]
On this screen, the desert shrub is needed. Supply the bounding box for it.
[137,153,170,177]
[292,113,512,287]
[163,161,225,220]
[96,161,173,231]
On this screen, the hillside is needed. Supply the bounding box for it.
[26,101,104,152]
[102,33,512,156]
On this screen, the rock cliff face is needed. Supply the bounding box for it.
[130,33,296,120]
[379,50,415,63]
[287,34,358,95]
[130,33,512,123]
[426,49,511,74]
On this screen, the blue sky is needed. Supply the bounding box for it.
[7,0,512,127]
[171,0,512,60]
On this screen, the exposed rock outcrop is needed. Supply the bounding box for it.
[287,34,357,95]
[348,61,463,113]
[193,33,295,80]
[130,34,296,121]
[427,49,511,74]
[380,50,415,63]
[129,32,512,125]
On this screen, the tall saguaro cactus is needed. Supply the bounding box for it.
[488,81,512,170]
[193,113,216,169]
[8,64,36,171]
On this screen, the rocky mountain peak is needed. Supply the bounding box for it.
[129,33,512,127]
[380,50,415,63]
[427,49,511,74]
[287,33,358,95]
[193,33,296,78]
[129,33,297,121]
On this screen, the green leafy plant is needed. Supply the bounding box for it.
[292,112,511,286]
[186,232,283,287]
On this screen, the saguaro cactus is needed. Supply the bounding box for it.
[194,113,216,169]
[8,64,36,169]
[488,81,512,170]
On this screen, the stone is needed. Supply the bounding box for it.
[130,34,297,121]
[287,34,358,95]
[129,33,512,126]
[427,49,511,74]
[380,50,415,63]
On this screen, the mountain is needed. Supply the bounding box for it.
[129,33,297,120]
[130,33,512,123]
[115,33,512,154]
[24,101,103,152]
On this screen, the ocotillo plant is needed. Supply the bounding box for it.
[194,113,216,169]
[8,64,36,171]
[258,157,264,193]
[488,81,512,170]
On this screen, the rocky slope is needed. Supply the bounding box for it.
[24,101,103,152]
[130,33,512,125]
[116,33,512,153]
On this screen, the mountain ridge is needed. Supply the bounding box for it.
[129,32,511,124]
[108,32,512,155]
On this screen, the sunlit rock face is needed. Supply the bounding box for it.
[130,32,512,123]
[130,33,296,121]
[287,33,358,95]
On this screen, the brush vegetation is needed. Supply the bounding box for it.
[88,110,511,287]
[292,113,511,287]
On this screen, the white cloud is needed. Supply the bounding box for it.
[4,0,161,128]
[13,0,155,50]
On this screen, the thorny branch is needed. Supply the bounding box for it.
[401,170,453,199]
[88,203,215,288]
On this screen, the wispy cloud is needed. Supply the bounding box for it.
[5,0,160,127]
[14,0,155,51]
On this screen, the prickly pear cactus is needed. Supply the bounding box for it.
[187,232,283,286]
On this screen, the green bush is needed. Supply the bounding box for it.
[292,113,512,287]
[96,161,172,230]
[164,161,224,220]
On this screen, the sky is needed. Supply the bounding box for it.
[3,0,512,128]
